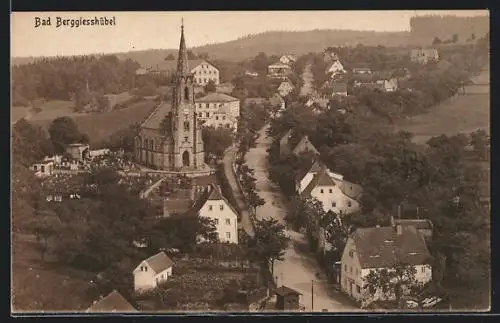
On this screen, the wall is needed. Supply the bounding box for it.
[340,238,364,301]
[134,263,156,293]
[310,185,360,214]
[192,62,220,85]
[199,199,239,244]
[154,267,173,285]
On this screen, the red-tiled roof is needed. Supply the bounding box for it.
[351,226,432,269]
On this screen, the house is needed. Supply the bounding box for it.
[352,68,372,75]
[279,130,320,158]
[331,82,348,97]
[298,162,363,214]
[278,81,295,97]
[394,218,434,241]
[268,62,292,78]
[66,143,90,161]
[340,224,432,304]
[326,61,346,77]
[133,251,174,294]
[86,290,138,313]
[245,70,259,77]
[279,55,296,65]
[145,59,220,86]
[202,110,238,132]
[275,286,302,311]
[31,160,54,177]
[186,184,239,244]
[195,92,240,122]
[410,49,439,64]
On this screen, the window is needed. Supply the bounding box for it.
[209,205,213,211]
[226,218,231,225]
[332,201,336,207]
[356,285,361,294]
[198,103,202,109]
[184,136,189,142]
[205,112,209,118]
[34,165,37,171]
[320,189,324,194]
[220,204,224,211]
[349,250,354,258]
[329,189,332,193]
[144,266,148,272]
[214,219,219,225]
[184,87,189,100]
[216,116,219,120]
[206,103,209,109]
[223,116,226,120]
[350,266,353,273]
[226,232,231,239]
[421,267,425,273]
[184,121,190,131]
[348,201,352,207]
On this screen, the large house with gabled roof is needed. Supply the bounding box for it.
[340,223,433,305]
[186,184,239,244]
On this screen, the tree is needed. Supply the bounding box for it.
[364,260,428,308]
[106,123,141,155]
[165,54,175,60]
[187,50,197,60]
[286,196,325,232]
[48,116,89,153]
[246,190,265,215]
[30,211,63,261]
[432,36,442,45]
[202,126,234,162]
[12,118,53,165]
[204,79,217,93]
[249,218,290,277]
[469,129,489,160]
[319,211,350,262]
[252,52,271,76]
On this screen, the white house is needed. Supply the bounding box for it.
[195,92,240,122]
[278,81,295,97]
[268,62,292,78]
[340,224,433,305]
[279,54,297,65]
[326,61,346,77]
[191,60,220,85]
[31,160,54,178]
[187,184,239,244]
[298,162,363,215]
[133,251,174,294]
[203,110,238,132]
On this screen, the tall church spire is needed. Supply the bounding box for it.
[176,19,190,77]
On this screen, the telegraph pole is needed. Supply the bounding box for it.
[311,280,314,311]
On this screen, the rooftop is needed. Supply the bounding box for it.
[86,290,137,313]
[351,225,432,269]
[196,92,240,103]
[185,184,239,217]
[275,286,302,296]
[141,102,172,130]
[140,251,174,274]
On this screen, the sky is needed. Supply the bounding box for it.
[11,10,488,58]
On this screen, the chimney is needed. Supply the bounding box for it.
[396,224,403,235]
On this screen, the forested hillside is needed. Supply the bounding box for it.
[410,15,489,42]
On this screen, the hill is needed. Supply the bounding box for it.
[410,14,489,42]
[12,29,427,67]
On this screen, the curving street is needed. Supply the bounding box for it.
[244,126,361,312]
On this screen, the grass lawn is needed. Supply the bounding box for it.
[33,100,156,146]
[11,233,95,312]
[394,93,489,144]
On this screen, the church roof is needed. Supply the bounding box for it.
[196,93,239,103]
[140,102,172,130]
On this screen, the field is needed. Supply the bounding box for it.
[395,69,490,145]
[11,233,95,312]
[33,100,156,146]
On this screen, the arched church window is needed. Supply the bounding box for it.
[184,87,189,100]
[184,121,190,131]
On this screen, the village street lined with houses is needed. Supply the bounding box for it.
[11,11,490,313]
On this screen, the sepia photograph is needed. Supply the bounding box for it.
[11,10,490,313]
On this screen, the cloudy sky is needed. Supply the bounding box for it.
[11,10,488,57]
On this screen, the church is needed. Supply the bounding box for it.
[134,23,208,172]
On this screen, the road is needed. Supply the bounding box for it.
[300,63,314,97]
[244,125,361,312]
[221,146,255,237]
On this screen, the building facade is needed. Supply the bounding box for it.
[195,93,240,122]
[133,252,174,294]
[191,61,220,85]
[134,24,207,171]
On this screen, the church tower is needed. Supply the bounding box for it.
[171,22,205,170]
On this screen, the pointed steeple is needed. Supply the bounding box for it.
[176,19,190,77]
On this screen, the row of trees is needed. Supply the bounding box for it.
[12,55,140,107]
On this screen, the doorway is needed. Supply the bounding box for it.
[182,151,190,167]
